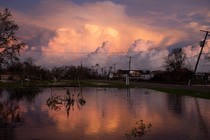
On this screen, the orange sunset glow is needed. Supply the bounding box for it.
[36,88,210,139]
[1,0,209,70]
[1,1,210,139]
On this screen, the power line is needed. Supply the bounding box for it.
[132,56,166,62]
[22,49,92,54]
[22,48,210,64]
[20,44,210,69]
[22,46,210,57]
[22,49,145,55]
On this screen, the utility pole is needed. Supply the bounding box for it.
[81,61,83,67]
[126,56,133,86]
[188,30,210,85]
[113,64,116,73]
[128,56,133,73]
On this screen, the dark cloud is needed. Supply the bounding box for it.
[0,0,41,12]
[18,24,55,47]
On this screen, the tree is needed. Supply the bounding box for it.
[164,48,187,72]
[0,8,25,66]
[7,61,24,75]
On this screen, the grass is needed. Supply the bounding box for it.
[1,79,210,99]
[81,80,210,99]
[143,86,210,99]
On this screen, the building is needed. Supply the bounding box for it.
[0,72,21,82]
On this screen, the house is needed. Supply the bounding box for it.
[140,73,154,80]
[194,73,210,82]
[115,69,141,80]
[0,72,21,81]
[109,69,157,81]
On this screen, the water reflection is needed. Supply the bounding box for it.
[194,98,209,139]
[125,120,152,138]
[46,89,86,117]
[126,88,132,109]
[0,100,23,124]
[0,100,22,140]
[0,88,41,140]
[6,88,41,103]
[0,88,210,140]
[167,94,183,113]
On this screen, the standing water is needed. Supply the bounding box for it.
[0,87,209,140]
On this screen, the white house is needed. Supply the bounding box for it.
[140,74,154,80]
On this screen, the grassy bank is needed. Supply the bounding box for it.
[139,85,210,99]
[1,79,210,99]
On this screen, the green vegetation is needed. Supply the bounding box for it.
[141,85,210,99]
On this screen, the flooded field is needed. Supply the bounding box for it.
[0,87,210,140]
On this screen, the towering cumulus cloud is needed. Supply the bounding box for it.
[183,41,210,72]
[4,0,209,71]
[85,41,110,67]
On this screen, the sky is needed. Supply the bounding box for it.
[0,0,210,71]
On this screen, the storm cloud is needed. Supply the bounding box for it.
[1,0,210,71]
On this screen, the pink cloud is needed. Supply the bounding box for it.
[4,0,209,71]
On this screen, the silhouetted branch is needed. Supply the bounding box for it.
[46,89,86,117]
[125,120,152,138]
